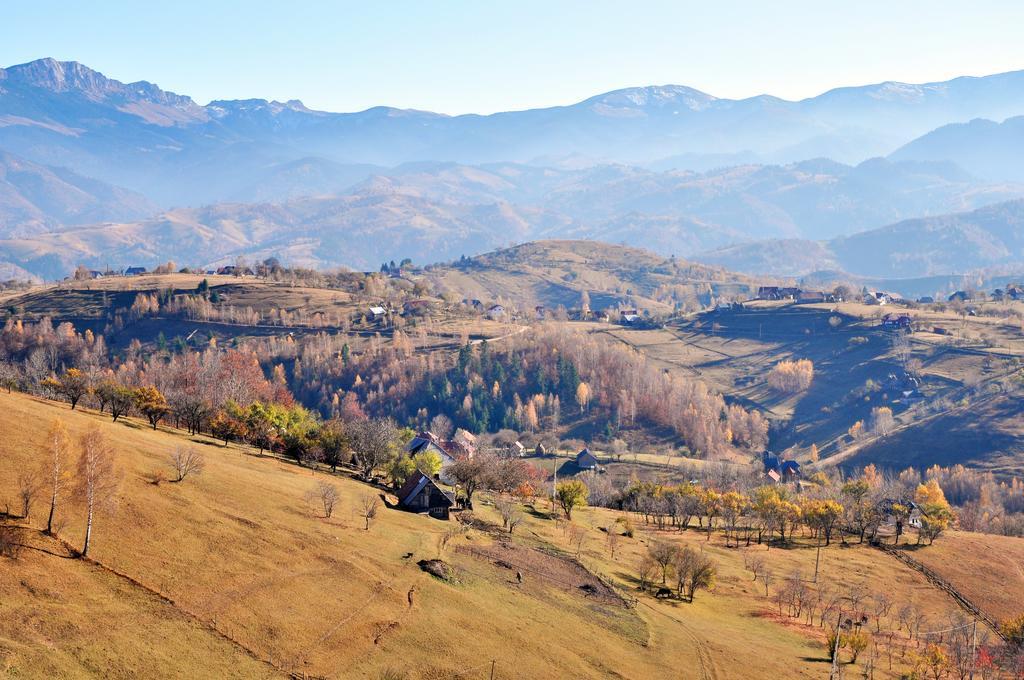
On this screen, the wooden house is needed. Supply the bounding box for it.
[576,448,599,470]
[397,471,455,520]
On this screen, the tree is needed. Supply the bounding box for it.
[134,386,170,429]
[869,406,895,436]
[915,480,955,545]
[767,359,814,394]
[312,481,340,518]
[41,419,72,535]
[429,413,453,440]
[648,540,680,585]
[556,479,588,520]
[210,409,245,446]
[360,495,380,530]
[575,382,592,413]
[316,418,350,472]
[96,380,135,422]
[413,450,442,478]
[351,418,398,480]
[72,426,121,557]
[446,453,495,509]
[168,446,205,482]
[676,546,716,602]
[605,525,621,559]
[802,498,844,546]
[42,368,91,409]
[496,499,524,534]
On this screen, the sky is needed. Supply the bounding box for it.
[3,1,1023,115]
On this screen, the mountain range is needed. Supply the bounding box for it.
[4,58,1024,205]
[694,199,1024,281]
[2,58,1024,281]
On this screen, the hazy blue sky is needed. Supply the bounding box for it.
[3,1,1022,114]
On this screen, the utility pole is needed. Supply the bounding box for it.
[814,536,822,583]
[490,659,496,680]
[830,607,846,680]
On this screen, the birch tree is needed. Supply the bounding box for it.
[72,426,121,557]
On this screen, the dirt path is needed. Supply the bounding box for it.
[637,600,720,680]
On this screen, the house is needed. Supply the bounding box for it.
[797,291,826,304]
[762,452,800,482]
[397,471,455,520]
[1006,285,1023,301]
[511,441,526,457]
[487,304,506,320]
[451,428,477,457]
[865,291,891,306]
[778,287,801,300]
[948,290,972,303]
[368,306,388,321]
[125,266,147,276]
[620,309,641,325]
[757,286,781,300]
[780,460,802,480]
[576,448,599,470]
[216,265,253,276]
[881,313,912,329]
[406,431,458,484]
[917,296,934,304]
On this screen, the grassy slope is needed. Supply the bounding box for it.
[426,240,761,315]
[903,531,1024,625]
[600,301,1024,475]
[0,391,994,679]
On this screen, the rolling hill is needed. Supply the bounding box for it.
[5,157,1023,281]
[891,115,1024,182]
[0,150,156,238]
[695,199,1024,279]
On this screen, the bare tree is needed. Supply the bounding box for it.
[360,495,380,530]
[429,414,453,440]
[72,426,121,557]
[496,498,524,534]
[312,481,340,518]
[351,419,397,481]
[41,419,72,535]
[168,446,205,482]
[605,525,621,559]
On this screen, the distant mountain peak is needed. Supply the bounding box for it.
[587,84,717,112]
[0,57,199,112]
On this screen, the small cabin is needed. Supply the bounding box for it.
[368,306,387,321]
[576,448,599,470]
[125,266,147,276]
[397,471,455,520]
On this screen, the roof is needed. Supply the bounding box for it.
[766,469,782,483]
[369,306,387,315]
[397,471,455,508]
[407,435,455,462]
[576,448,598,466]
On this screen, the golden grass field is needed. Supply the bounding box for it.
[2,390,1016,678]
